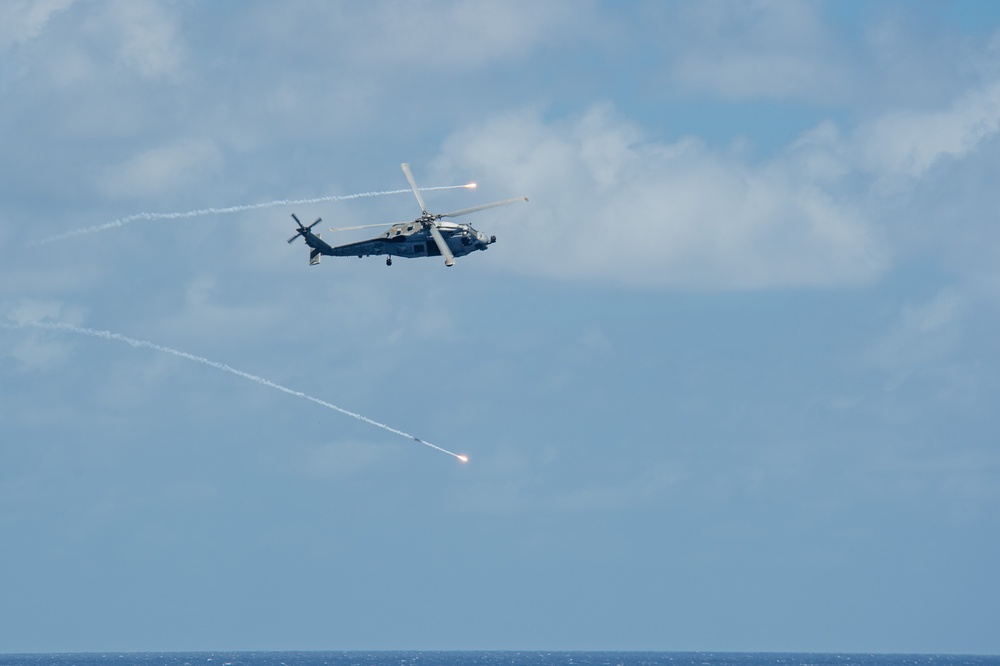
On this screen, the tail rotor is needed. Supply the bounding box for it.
[287,213,322,244]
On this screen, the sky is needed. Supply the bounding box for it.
[1,0,999,655]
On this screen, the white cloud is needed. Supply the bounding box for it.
[106,0,184,79]
[3,298,83,327]
[432,60,1000,291]
[142,275,287,344]
[438,104,884,289]
[650,1,985,111]
[1,299,85,370]
[3,0,184,88]
[666,1,850,102]
[245,1,596,73]
[857,81,1000,180]
[862,287,997,418]
[97,139,224,200]
[870,289,965,375]
[210,1,601,142]
[7,1,1000,298]
[0,0,74,51]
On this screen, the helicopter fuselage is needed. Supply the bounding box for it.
[287,162,524,267]
[301,219,496,266]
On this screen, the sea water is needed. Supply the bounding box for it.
[0,654,997,666]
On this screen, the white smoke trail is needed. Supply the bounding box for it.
[29,184,474,246]
[10,319,468,463]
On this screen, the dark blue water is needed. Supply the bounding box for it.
[0,654,996,666]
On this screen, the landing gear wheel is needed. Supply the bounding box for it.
[386,257,392,266]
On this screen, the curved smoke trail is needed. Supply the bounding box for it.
[10,319,468,463]
[29,184,473,246]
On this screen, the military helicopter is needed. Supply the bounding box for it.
[287,163,528,267]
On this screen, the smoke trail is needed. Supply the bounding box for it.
[29,184,474,246]
[10,319,468,463]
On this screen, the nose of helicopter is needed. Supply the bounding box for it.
[474,230,496,249]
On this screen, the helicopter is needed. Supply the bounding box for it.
[287,163,528,267]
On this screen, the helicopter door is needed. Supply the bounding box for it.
[424,242,440,257]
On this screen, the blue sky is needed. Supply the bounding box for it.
[2,0,999,655]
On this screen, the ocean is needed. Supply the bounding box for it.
[0,654,996,666]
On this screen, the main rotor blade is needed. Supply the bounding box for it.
[439,196,529,219]
[401,163,428,214]
[428,223,455,267]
